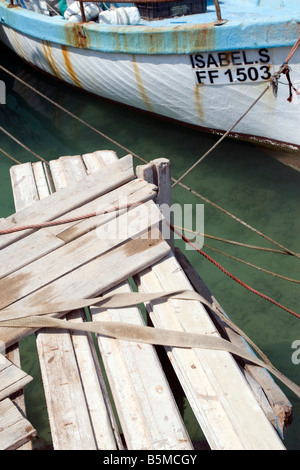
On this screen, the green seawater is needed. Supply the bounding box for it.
[0,43,299,450]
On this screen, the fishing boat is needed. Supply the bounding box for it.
[0,0,299,151]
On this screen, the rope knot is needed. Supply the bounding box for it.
[271,62,300,102]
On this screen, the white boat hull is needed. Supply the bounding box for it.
[1,23,300,151]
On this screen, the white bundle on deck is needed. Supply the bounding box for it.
[64,1,101,22]
[98,6,141,25]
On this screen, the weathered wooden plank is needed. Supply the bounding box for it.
[47,154,122,449]
[134,253,286,450]
[136,158,172,210]
[49,155,87,189]
[84,151,192,450]
[82,150,119,173]
[0,154,134,249]
[0,178,157,279]
[0,200,164,311]
[32,162,52,200]
[66,309,119,449]
[48,159,68,190]
[4,345,33,450]
[37,325,99,450]
[0,224,169,349]
[136,159,173,248]
[10,162,39,212]
[46,177,157,244]
[0,354,33,401]
[91,281,192,450]
[175,247,293,438]
[11,159,118,450]
[0,398,36,450]
[4,164,37,450]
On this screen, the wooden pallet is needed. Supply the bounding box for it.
[0,150,289,450]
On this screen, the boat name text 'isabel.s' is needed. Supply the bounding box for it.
[190,48,274,85]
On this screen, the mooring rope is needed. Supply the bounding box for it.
[0,63,298,260]
[171,85,271,188]
[170,224,300,320]
[0,125,49,165]
[0,147,21,165]
[0,201,142,235]
[285,35,300,63]
[173,225,300,282]
[203,243,300,284]
[0,65,148,166]
[171,34,300,188]
[0,201,299,319]
[173,225,298,256]
[175,179,300,259]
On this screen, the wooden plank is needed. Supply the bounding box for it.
[0,229,64,280]
[91,281,192,450]
[83,151,192,450]
[32,162,52,200]
[36,325,99,450]
[35,309,118,450]
[0,200,164,311]
[82,150,119,172]
[10,162,39,212]
[0,398,36,450]
[4,345,33,450]
[0,154,134,249]
[136,159,174,249]
[66,309,120,449]
[0,224,169,349]
[11,157,118,450]
[134,253,286,450]
[0,354,33,401]
[136,158,172,209]
[47,154,122,449]
[175,247,293,437]
[49,155,87,189]
[4,164,37,450]
[0,178,157,279]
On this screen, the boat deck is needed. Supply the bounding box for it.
[0,150,291,450]
[137,0,300,27]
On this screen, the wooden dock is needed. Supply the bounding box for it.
[0,150,292,450]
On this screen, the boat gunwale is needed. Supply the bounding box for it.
[0,0,300,54]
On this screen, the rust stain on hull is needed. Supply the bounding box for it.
[132,55,153,112]
[141,23,216,55]
[12,29,25,59]
[193,23,216,52]
[61,45,82,88]
[194,84,204,123]
[42,41,63,80]
[64,23,89,49]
